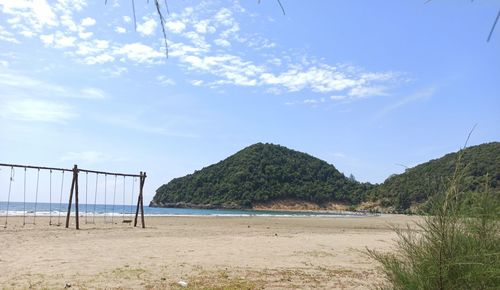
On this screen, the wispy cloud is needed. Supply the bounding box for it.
[377,86,436,118]
[156,75,175,86]
[0,98,76,123]
[0,24,19,43]
[0,0,404,103]
[0,69,109,99]
[97,114,199,139]
[331,152,347,159]
[80,88,107,99]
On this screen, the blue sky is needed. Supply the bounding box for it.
[0,0,499,204]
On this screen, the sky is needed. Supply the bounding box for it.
[0,0,499,204]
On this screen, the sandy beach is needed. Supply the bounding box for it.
[0,215,420,289]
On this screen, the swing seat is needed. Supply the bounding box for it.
[122,219,132,223]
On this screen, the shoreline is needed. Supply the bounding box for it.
[0,208,380,218]
[149,199,382,214]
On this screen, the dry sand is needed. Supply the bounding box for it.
[0,215,421,289]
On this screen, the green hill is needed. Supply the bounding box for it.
[151,143,371,208]
[368,142,500,211]
[151,142,499,212]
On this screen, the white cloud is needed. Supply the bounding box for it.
[115,26,126,34]
[191,80,204,86]
[0,99,76,123]
[348,86,388,98]
[180,54,263,87]
[40,33,54,45]
[53,32,76,48]
[168,42,207,57]
[219,23,239,39]
[83,54,114,65]
[0,0,402,103]
[137,18,157,36]
[80,88,107,99]
[214,38,230,47]
[19,30,34,37]
[80,17,96,27]
[102,66,127,77]
[0,25,20,43]
[113,42,163,64]
[260,65,360,93]
[76,41,104,55]
[214,8,233,26]
[330,95,347,101]
[0,0,58,31]
[78,31,93,39]
[156,75,175,86]
[61,14,78,31]
[303,99,318,104]
[183,31,210,50]
[94,39,109,49]
[259,65,398,99]
[193,20,215,34]
[164,20,186,34]
[332,152,347,158]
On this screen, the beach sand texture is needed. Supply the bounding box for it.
[0,215,420,289]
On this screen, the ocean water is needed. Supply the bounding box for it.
[0,201,373,218]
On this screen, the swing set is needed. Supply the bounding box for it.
[0,163,146,230]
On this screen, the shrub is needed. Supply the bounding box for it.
[368,143,500,289]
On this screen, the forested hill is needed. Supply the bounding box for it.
[151,143,371,208]
[367,142,500,211]
[151,142,499,211]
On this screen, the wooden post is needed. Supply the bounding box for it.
[75,166,79,230]
[140,172,146,228]
[134,172,146,228]
[66,164,77,228]
[134,172,142,227]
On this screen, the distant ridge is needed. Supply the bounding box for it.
[151,142,499,212]
[366,142,499,211]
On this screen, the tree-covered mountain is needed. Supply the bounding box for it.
[151,143,371,208]
[151,142,499,212]
[367,142,499,211]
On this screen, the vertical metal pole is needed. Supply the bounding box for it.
[66,165,77,228]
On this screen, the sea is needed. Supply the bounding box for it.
[0,201,374,218]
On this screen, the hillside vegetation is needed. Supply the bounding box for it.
[151,142,499,211]
[152,143,371,208]
[367,142,499,211]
